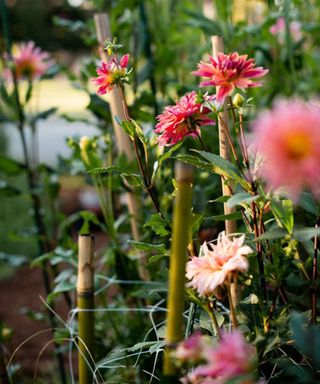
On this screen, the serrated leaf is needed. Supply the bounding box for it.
[144,214,170,237]
[194,150,249,188]
[175,154,213,172]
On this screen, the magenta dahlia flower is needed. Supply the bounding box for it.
[93,54,130,95]
[192,52,268,104]
[186,231,252,297]
[4,41,52,81]
[154,91,215,146]
[252,99,320,200]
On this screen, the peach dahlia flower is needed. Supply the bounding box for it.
[192,52,268,104]
[186,232,252,297]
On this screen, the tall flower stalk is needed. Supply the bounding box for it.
[163,162,193,378]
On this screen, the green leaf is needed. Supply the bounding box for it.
[298,192,320,216]
[0,181,21,197]
[193,150,250,189]
[209,195,230,203]
[88,165,144,189]
[256,227,287,241]
[47,281,75,303]
[293,227,320,241]
[208,211,242,221]
[0,156,24,175]
[30,107,57,125]
[128,240,166,253]
[175,154,213,172]
[0,252,28,267]
[144,213,170,237]
[227,192,259,208]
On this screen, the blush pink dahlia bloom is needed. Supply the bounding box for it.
[174,331,210,364]
[5,41,52,81]
[192,53,268,104]
[186,231,252,297]
[252,99,320,200]
[269,17,302,44]
[154,91,215,146]
[93,54,130,95]
[181,331,257,384]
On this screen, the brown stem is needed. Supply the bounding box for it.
[227,285,238,328]
[118,84,166,222]
[311,217,319,323]
[228,96,237,126]
[219,116,246,178]
[252,201,267,300]
[195,130,208,152]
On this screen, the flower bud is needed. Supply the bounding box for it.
[232,93,245,108]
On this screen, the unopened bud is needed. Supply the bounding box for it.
[232,93,245,108]
[79,136,90,152]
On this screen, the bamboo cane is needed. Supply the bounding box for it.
[94,13,149,281]
[211,36,239,305]
[77,234,95,384]
[163,162,193,379]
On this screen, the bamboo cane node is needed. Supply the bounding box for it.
[77,290,94,298]
[175,162,193,183]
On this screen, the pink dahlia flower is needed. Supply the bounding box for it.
[93,54,130,95]
[192,52,268,104]
[5,41,52,81]
[186,231,252,297]
[183,331,256,384]
[252,99,320,200]
[269,17,302,44]
[154,91,215,146]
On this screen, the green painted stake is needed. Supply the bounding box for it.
[163,162,193,379]
[77,234,95,384]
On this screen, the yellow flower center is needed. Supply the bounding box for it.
[285,131,311,160]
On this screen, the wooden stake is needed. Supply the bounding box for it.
[94,13,149,280]
[211,36,239,304]
[163,162,193,379]
[77,234,95,384]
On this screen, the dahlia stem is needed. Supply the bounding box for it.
[94,12,150,280]
[77,234,95,384]
[207,301,221,339]
[195,130,209,152]
[227,285,238,328]
[211,36,239,307]
[163,162,193,378]
[311,217,319,323]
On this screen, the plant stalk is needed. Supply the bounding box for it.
[77,234,95,384]
[163,162,193,377]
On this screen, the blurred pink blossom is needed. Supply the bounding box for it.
[181,331,257,384]
[192,53,268,104]
[269,17,302,44]
[4,41,52,81]
[251,99,320,200]
[186,232,252,297]
[154,91,215,146]
[174,331,210,363]
[93,54,130,95]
